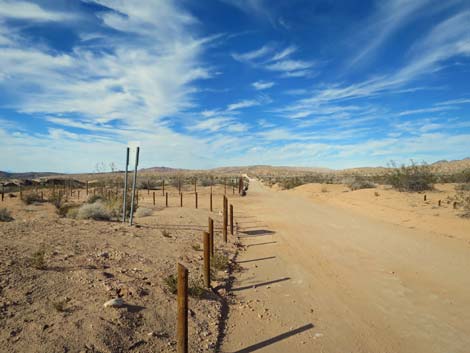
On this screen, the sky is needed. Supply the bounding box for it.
[0,0,469,173]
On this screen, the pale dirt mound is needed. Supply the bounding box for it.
[0,186,237,353]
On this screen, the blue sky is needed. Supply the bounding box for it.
[0,0,469,172]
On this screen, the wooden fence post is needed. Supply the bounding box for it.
[230,204,234,235]
[195,192,198,209]
[424,194,427,201]
[153,192,155,206]
[166,192,168,207]
[203,231,210,288]
[162,180,165,196]
[438,200,441,207]
[453,201,458,209]
[194,178,197,193]
[147,179,150,195]
[210,192,213,212]
[209,217,214,257]
[223,196,227,243]
[177,263,188,353]
[78,190,80,200]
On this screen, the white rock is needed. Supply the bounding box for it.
[103,298,124,308]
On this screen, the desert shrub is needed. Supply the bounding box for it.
[192,243,202,251]
[135,207,152,217]
[199,177,213,187]
[52,300,67,313]
[56,203,78,217]
[164,274,206,298]
[0,208,13,222]
[87,194,103,204]
[77,201,111,221]
[321,186,328,193]
[164,274,177,294]
[22,192,43,205]
[348,176,376,191]
[188,278,206,298]
[211,253,229,271]
[279,177,304,190]
[456,183,470,191]
[386,162,435,192]
[104,196,127,218]
[49,192,65,209]
[161,229,171,238]
[66,206,80,219]
[455,189,470,217]
[29,247,46,270]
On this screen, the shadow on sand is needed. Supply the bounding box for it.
[232,323,314,353]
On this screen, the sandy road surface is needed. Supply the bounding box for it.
[222,178,470,353]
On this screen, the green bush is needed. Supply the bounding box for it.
[386,162,435,192]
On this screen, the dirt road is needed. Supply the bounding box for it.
[222,178,470,353]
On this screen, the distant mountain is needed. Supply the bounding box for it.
[139,166,189,173]
[0,171,60,179]
[2,157,469,180]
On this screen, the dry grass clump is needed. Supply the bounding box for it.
[386,161,435,192]
[0,208,13,222]
[29,247,46,270]
[163,274,206,298]
[191,243,202,251]
[77,201,111,221]
[22,192,44,205]
[211,253,229,271]
[135,207,152,217]
[161,229,171,238]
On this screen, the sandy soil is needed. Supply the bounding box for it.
[0,185,238,353]
[222,179,470,353]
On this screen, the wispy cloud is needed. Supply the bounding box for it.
[227,99,260,111]
[0,0,212,129]
[232,43,314,77]
[188,116,248,133]
[231,44,273,62]
[397,106,457,116]
[0,0,75,21]
[349,0,435,67]
[436,98,470,106]
[252,80,275,90]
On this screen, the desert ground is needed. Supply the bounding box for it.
[1,165,470,353]
[0,183,239,353]
[222,178,470,353]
